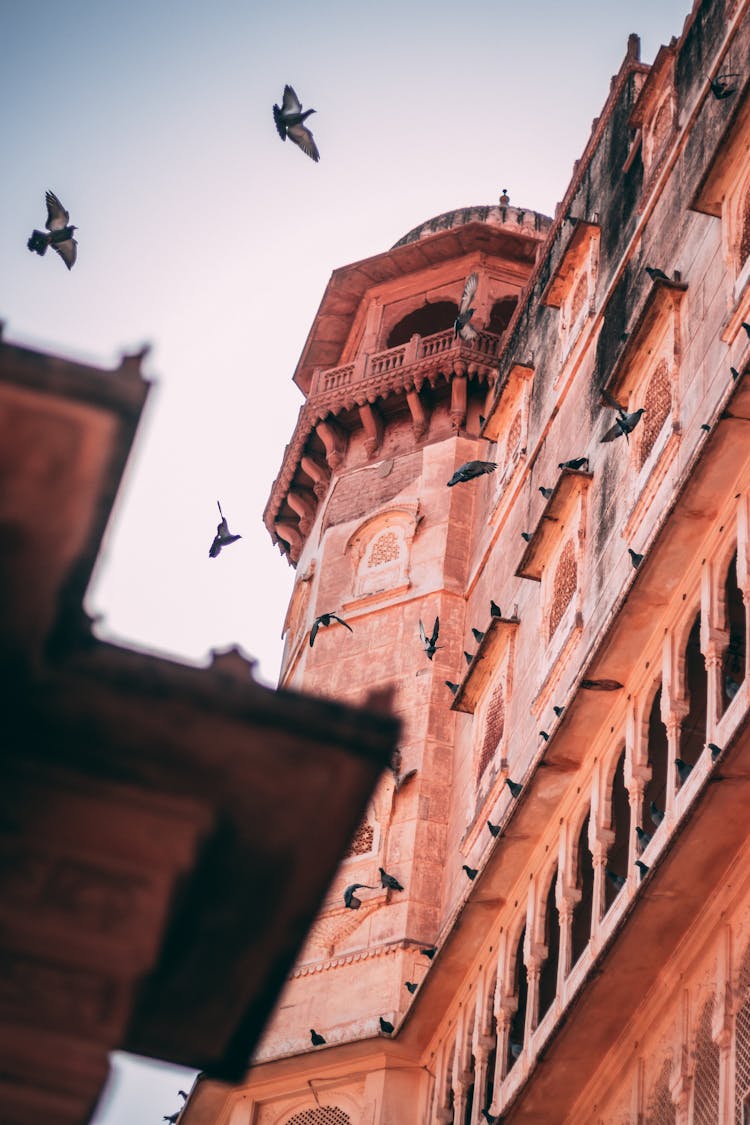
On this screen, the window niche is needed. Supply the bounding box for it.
[721,549,746,714]
[541,220,600,361]
[345,507,419,603]
[570,812,595,968]
[603,749,630,911]
[482,361,533,509]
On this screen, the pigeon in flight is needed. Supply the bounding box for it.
[310,612,352,647]
[379,1017,394,1034]
[343,882,376,910]
[420,616,440,660]
[600,390,645,443]
[710,72,739,99]
[379,867,403,891]
[454,272,479,341]
[505,778,523,799]
[273,85,319,161]
[447,460,497,486]
[559,457,589,471]
[27,190,77,270]
[487,820,500,837]
[310,1029,326,1046]
[209,501,242,557]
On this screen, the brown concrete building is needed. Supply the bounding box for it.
[0,330,399,1124]
[184,0,750,1120]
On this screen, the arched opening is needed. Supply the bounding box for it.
[643,684,668,827]
[692,996,720,1123]
[537,867,560,1022]
[507,926,527,1071]
[722,550,746,713]
[680,612,707,770]
[570,813,594,967]
[604,749,630,911]
[462,1060,475,1125]
[386,301,458,347]
[488,297,517,335]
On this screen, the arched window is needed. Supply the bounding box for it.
[537,867,560,1022]
[680,612,707,771]
[692,996,720,1124]
[604,750,630,911]
[570,813,594,967]
[507,926,528,1070]
[722,550,746,714]
[643,684,669,828]
[488,297,517,335]
[549,539,577,640]
[386,301,458,347]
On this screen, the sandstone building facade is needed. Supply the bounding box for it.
[184,0,750,1120]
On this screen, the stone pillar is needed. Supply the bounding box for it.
[663,701,688,819]
[626,764,650,869]
[471,1039,493,1125]
[703,626,728,731]
[523,944,545,1043]
[494,999,517,1086]
[590,827,615,943]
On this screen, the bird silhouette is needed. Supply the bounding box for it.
[521,531,532,542]
[379,1017,394,1034]
[420,946,437,959]
[163,1115,180,1124]
[553,705,564,718]
[635,825,652,850]
[209,501,242,557]
[472,627,485,644]
[709,742,723,761]
[539,730,549,742]
[742,323,750,339]
[505,778,523,799]
[343,882,376,909]
[645,265,670,282]
[481,1110,501,1125]
[379,867,403,891]
[628,548,644,568]
[464,651,474,665]
[635,860,650,876]
[725,675,740,700]
[310,1028,326,1046]
[650,800,665,827]
[701,423,711,431]
[732,367,742,380]
[454,272,479,341]
[27,190,77,270]
[675,757,693,785]
[447,460,497,486]
[559,456,589,471]
[445,680,459,695]
[420,616,440,659]
[606,868,626,890]
[600,390,645,443]
[393,767,418,793]
[405,980,418,994]
[710,72,739,99]
[487,820,500,837]
[310,612,352,647]
[539,486,553,499]
[463,864,478,880]
[273,85,319,161]
[490,600,502,618]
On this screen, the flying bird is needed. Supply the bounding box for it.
[628,548,644,568]
[310,612,352,647]
[420,946,437,959]
[379,867,404,891]
[472,627,485,644]
[209,501,242,557]
[675,757,693,784]
[420,616,440,660]
[635,860,650,876]
[539,486,553,499]
[606,868,626,890]
[447,460,497,486]
[405,980,418,994]
[454,272,479,341]
[600,390,645,443]
[343,882,376,910]
[462,865,478,880]
[649,800,665,827]
[559,457,589,471]
[505,778,523,799]
[490,600,502,618]
[645,265,670,282]
[710,72,739,99]
[310,1029,326,1046]
[379,1017,394,1034]
[27,190,77,270]
[487,820,500,837]
[273,84,319,161]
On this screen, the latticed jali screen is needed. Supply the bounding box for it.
[735,945,750,1123]
[645,1057,675,1125]
[286,1108,352,1125]
[692,998,720,1125]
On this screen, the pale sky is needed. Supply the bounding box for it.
[2,0,692,1119]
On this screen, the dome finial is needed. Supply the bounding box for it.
[499,188,510,205]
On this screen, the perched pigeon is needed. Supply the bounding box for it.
[675,757,693,784]
[487,820,500,837]
[482,1110,501,1125]
[732,367,742,380]
[742,323,750,339]
[539,486,553,499]
[490,600,502,618]
[559,457,589,471]
[645,266,670,282]
[310,612,352,647]
[27,190,77,270]
[701,423,711,431]
[445,680,460,695]
[472,627,485,644]
[209,501,242,558]
[600,390,645,443]
[343,882,376,910]
[273,85,319,161]
[628,548,644,568]
[509,1041,523,1059]
[464,651,474,666]
[420,616,440,660]
[163,1115,180,1124]
[454,272,479,341]
[505,778,523,799]
[310,1028,326,1046]
[405,980,418,994]
[539,730,549,742]
[553,705,564,718]
[635,825,652,850]
[447,460,497,486]
[420,946,437,959]
[709,742,723,761]
[635,860,650,876]
[710,73,739,99]
[649,800,665,827]
[379,867,403,891]
[725,675,740,701]
[379,1017,394,1034]
[521,531,532,543]
[463,864,478,880]
[606,868,626,890]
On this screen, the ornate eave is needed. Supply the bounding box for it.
[450,615,520,714]
[540,221,600,309]
[515,468,593,581]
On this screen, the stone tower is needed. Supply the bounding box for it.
[260,203,550,1071]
